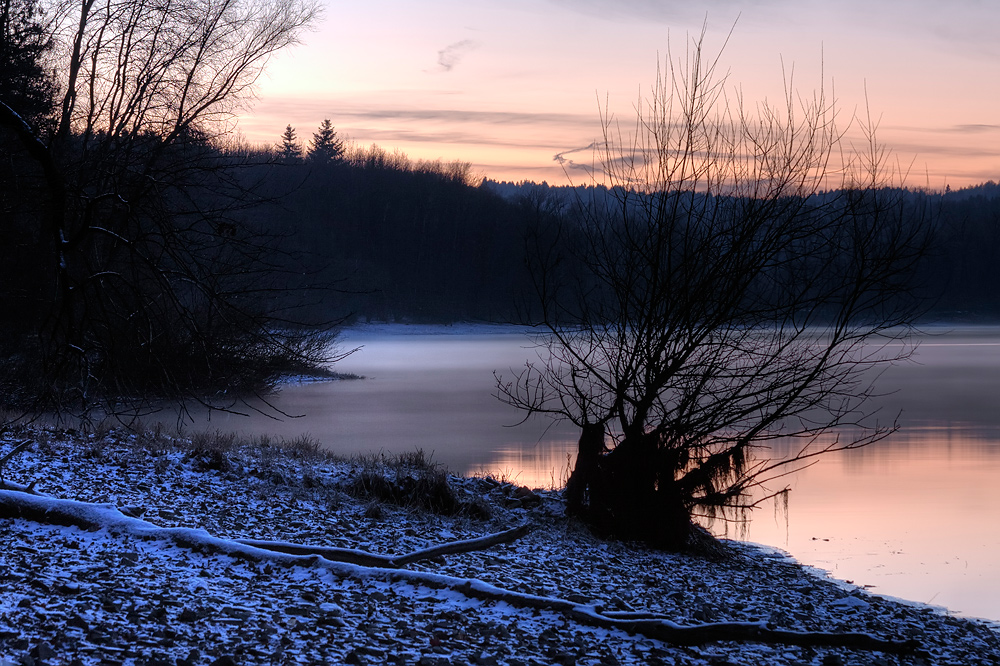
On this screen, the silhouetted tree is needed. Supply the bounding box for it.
[497,32,930,551]
[278,124,302,163]
[0,0,56,373]
[308,119,344,164]
[0,0,53,125]
[0,0,330,419]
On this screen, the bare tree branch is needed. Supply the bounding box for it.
[497,28,931,550]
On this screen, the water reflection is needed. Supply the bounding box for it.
[742,425,1000,621]
[176,324,1000,621]
[478,441,578,489]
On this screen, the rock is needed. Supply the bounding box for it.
[317,614,346,628]
[505,486,541,507]
[609,596,635,612]
[221,606,253,620]
[30,643,55,661]
[85,629,110,645]
[119,505,147,517]
[177,649,201,666]
[284,604,315,617]
[176,607,199,623]
[319,602,343,616]
[147,605,169,623]
[548,651,576,666]
[829,596,870,611]
[416,657,450,666]
[66,615,90,633]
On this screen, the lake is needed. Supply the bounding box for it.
[183,323,1000,622]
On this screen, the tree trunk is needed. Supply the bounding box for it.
[569,429,697,551]
[564,422,605,515]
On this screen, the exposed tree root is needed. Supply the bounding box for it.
[0,489,920,655]
[236,524,532,567]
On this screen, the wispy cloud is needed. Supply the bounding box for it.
[337,107,594,128]
[436,40,479,72]
[253,99,596,130]
[950,124,1000,135]
[349,128,566,151]
[546,0,779,24]
[553,142,600,173]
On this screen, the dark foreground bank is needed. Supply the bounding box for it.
[1,429,997,666]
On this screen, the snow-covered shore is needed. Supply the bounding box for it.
[2,429,998,666]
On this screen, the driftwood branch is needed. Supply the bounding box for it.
[0,440,38,494]
[236,524,532,568]
[0,489,920,655]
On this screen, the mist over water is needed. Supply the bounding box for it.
[187,325,581,480]
[182,323,1000,621]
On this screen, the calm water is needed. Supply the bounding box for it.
[183,324,1000,622]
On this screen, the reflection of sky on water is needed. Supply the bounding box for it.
[477,441,579,490]
[743,426,1000,622]
[178,324,1000,621]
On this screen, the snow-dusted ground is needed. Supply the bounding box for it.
[2,429,998,666]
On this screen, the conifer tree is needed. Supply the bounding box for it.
[278,124,302,162]
[0,0,55,125]
[308,119,344,163]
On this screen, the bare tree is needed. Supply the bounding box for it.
[497,31,931,551]
[0,0,330,418]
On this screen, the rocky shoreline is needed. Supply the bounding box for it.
[2,428,999,665]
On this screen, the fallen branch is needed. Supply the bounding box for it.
[0,440,38,494]
[0,489,920,655]
[236,523,532,568]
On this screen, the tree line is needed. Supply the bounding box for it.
[248,141,1000,325]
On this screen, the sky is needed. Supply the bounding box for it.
[237,0,1000,189]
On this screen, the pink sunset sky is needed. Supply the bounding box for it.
[237,0,1000,189]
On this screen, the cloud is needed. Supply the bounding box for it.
[246,96,596,128]
[436,40,479,72]
[546,0,783,25]
[553,142,600,173]
[254,99,596,130]
[350,127,565,151]
[336,107,594,129]
[950,124,1000,135]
